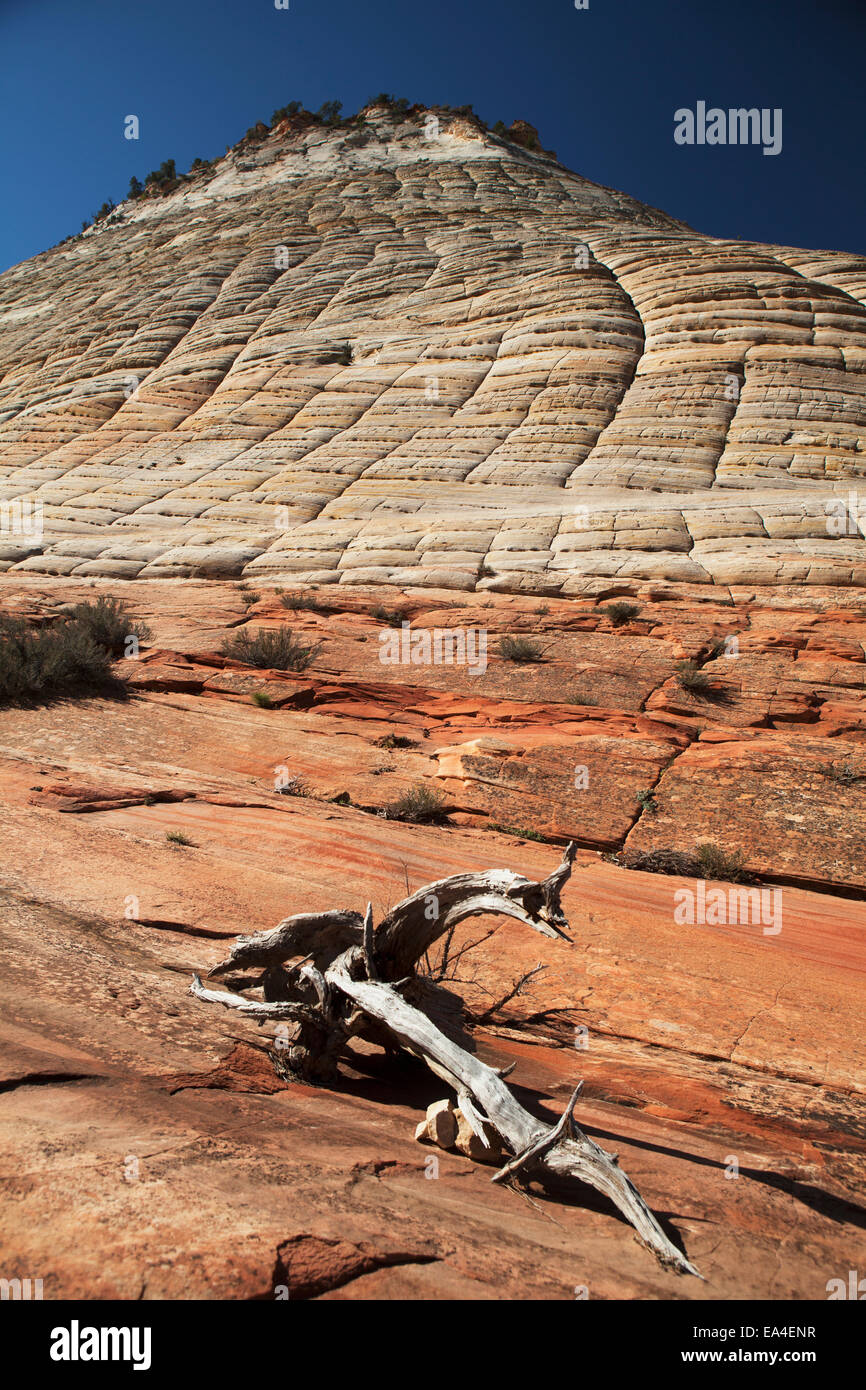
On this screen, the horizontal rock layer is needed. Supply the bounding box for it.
[0,575,864,1298]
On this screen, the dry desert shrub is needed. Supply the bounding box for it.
[221,627,317,671]
[602,601,641,626]
[385,783,448,824]
[498,635,544,663]
[0,595,150,705]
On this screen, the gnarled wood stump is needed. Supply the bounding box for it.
[190,843,700,1277]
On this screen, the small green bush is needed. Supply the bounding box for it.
[146,159,176,188]
[250,691,273,708]
[498,635,543,663]
[487,822,548,843]
[368,93,410,113]
[369,605,406,628]
[166,830,195,847]
[385,784,448,824]
[280,591,330,613]
[696,843,747,882]
[221,627,317,671]
[603,601,641,626]
[277,775,309,797]
[374,733,418,750]
[317,100,344,126]
[636,789,658,815]
[0,596,149,706]
[674,659,708,692]
[0,617,114,705]
[63,595,152,655]
[272,101,303,125]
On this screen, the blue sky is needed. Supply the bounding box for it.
[0,0,863,271]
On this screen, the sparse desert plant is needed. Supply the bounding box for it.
[636,789,658,815]
[145,158,176,189]
[271,101,303,125]
[695,843,747,882]
[487,822,549,843]
[63,595,152,655]
[276,775,310,797]
[281,591,330,613]
[385,783,448,824]
[674,659,708,692]
[498,635,544,663]
[316,100,344,126]
[367,93,410,113]
[239,590,261,607]
[821,761,865,785]
[674,658,733,704]
[613,846,757,885]
[250,690,273,708]
[369,604,405,628]
[374,733,418,750]
[221,627,317,671]
[603,601,641,626]
[166,830,195,847]
[0,608,134,706]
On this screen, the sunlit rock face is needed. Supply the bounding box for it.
[1,103,865,589]
[2,109,866,1297]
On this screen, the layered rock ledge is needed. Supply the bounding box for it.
[0,576,863,1298]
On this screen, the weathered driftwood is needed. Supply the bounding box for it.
[190,843,700,1276]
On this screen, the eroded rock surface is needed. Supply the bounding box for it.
[0,576,863,1299]
[1,105,865,589]
[1,105,863,1300]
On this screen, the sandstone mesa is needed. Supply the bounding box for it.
[1,102,865,590]
[0,103,864,1303]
